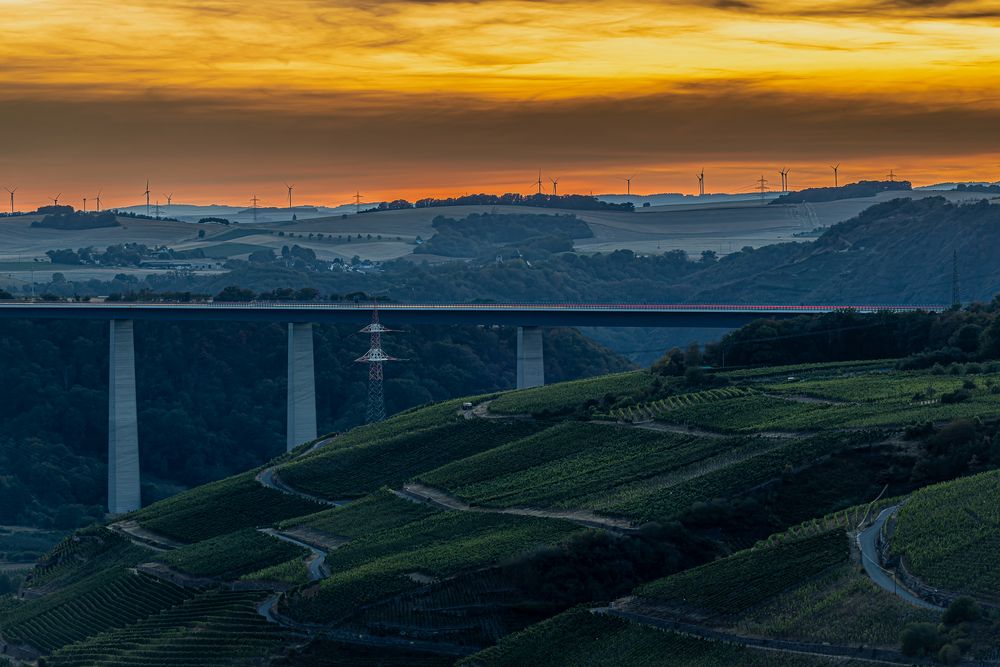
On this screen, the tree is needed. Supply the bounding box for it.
[900,622,942,657]
[215,285,256,302]
[943,596,980,624]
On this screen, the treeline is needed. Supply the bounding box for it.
[414,213,594,258]
[31,211,120,230]
[704,304,1000,368]
[771,180,911,205]
[359,192,633,212]
[0,319,630,527]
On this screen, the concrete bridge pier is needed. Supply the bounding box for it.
[516,326,545,389]
[286,322,318,451]
[108,319,141,514]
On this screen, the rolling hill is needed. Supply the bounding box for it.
[5,337,1000,664]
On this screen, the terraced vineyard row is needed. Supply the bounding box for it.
[45,590,292,666]
[277,419,545,500]
[460,608,834,666]
[891,469,1000,598]
[30,529,149,588]
[135,471,322,543]
[636,529,849,618]
[283,489,437,538]
[611,386,755,421]
[421,422,754,514]
[596,432,875,522]
[0,569,191,652]
[489,371,657,415]
[283,510,583,623]
[157,528,308,579]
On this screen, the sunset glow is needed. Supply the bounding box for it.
[1,0,999,207]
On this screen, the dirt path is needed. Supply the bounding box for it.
[394,482,637,532]
[107,520,186,551]
[595,605,944,666]
[258,528,332,582]
[255,466,348,507]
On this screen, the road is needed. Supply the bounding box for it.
[857,506,942,611]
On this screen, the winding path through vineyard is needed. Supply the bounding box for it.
[258,528,329,581]
[255,436,350,507]
[857,506,942,611]
[393,482,637,532]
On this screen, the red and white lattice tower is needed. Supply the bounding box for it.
[355,303,398,423]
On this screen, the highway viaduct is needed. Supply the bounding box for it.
[0,301,940,514]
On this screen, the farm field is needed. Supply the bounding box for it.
[891,469,1000,599]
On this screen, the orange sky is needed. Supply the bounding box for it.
[0,0,998,209]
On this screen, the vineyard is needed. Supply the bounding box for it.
[489,371,656,416]
[594,432,874,522]
[0,569,191,652]
[277,420,545,499]
[44,590,293,666]
[735,562,939,648]
[891,469,1000,598]
[282,510,583,622]
[419,422,755,516]
[242,556,310,585]
[28,528,149,588]
[135,471,322,543]
[459,608,836,666]
[282,489,438,539]
[610,386,755,422]
[157,528,308,579]
[276,640,457,666]
[636,530,849,618]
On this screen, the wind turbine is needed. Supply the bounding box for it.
[50,193,61,206]
[623,175,634,196]
[550,177,559,196]
[95,190,102,212]
[163,193,173,217]
[831,164,840,188]
[4,187,16,214]
[83,197,88,213]
[534,170,543,195]
[143,179,151,215]
[697,169,705,196]
[285,183,294,209]
[779,167,790,193]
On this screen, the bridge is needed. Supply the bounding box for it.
[0,301,942,513]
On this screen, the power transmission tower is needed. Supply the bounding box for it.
[355,304,399,423]
[250,193,260,222]
[355,191,362,214]
[757,175,768,201]
[952,250,961,307]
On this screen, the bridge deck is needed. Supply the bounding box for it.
[0,302,945,327]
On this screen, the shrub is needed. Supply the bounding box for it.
[943,596,981,625]
[940,388,971,404]
[900,622,942,657]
